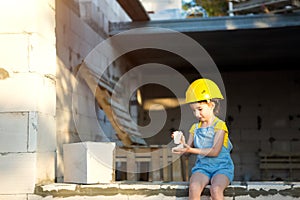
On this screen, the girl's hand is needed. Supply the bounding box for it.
[172,143,191,154]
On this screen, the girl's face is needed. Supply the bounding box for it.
[190,101,215,122]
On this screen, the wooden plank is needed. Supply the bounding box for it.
[127,149,137,181]
[261,158,300,162]
[117,0,150,21]
[162,147,171,181]
[151,149,161,181]
[184,156,189,182]
[172,154,183,181]
[260,163,300,169]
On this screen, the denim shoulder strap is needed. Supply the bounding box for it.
[212,118,220,128]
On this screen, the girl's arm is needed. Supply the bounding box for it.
[186,133,194,147]
[175,130,225,157]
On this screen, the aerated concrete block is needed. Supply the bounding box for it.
[0,112,28,153]
[0,73,55,115]
[0,195,27,200]
[63,142,115,184]
[0,153,36,194]
[36,152,55,184]
[28,112,56,153]
[0,34,30,72]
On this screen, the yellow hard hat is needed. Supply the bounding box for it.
[185,78,224,104]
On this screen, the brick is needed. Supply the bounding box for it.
[74,94,97,117]
[271,140,291,153]
[56,62,78,93]
[0,153,36,194]
[0,34,30,72]
[56,86,73,112]
[36,152,55,184]
[291,141,300,152]
[0,112,28,153]
[0,195,27,200]
[237,141,260,153]
[27,112,56,152]
[271,128,299,140]
[0,73,55,115]
[259,141,272,153]
[230,116,257,129]
[56,110,77,133]
[63,142,116,184]
[74,114,104,142]
[239,153,260,165]
[0,0,36,33]
[240,129,270,141]
[69,9,101,47]
[28,34,56,75]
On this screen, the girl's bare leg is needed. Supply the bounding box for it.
[210,174,230,200]
[189,172,210,200]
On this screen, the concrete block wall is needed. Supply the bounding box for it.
[76,0,130,32]
[55,0,133,182]
[223,70,300,181]
[0,0,56,195]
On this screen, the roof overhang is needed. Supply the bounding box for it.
[109,13,300,72]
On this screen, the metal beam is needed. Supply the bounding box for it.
[117,0,150,21]
[110,12,300,35]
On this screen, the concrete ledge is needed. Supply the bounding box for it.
[34,181,300,199]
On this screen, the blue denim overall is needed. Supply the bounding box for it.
[191,120,234,182]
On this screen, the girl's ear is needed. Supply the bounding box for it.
[210,101,216,109]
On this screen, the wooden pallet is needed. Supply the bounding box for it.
[259,152,300,180]
[115,145,186,182]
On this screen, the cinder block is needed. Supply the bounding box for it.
[291,141,300,152]
[229,129,240,143]
[259,141,272,154]
[230,116,257,129]
[0,34,29,72]
[56,86,73,111]
[0,195,27,200]
[239,152,260,165]
[69,9,101,47]
[238,141,260,153]
[36,152,55,184]
[240,129,270,141]
[56,109,77,133]
[63,142,116,184]
[0,73,55,115]
[271,129,299,140]
[0,112,28,153]
[27,194,43,200]
[56,61,77,92]
[73,114,104,142]
[29,34,56,76]
[271,140,291,153]
[74,94,97,117]
[0,0,36,33]
[28,112,56,152]
[0,153,36,194]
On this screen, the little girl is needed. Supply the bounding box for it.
[173,78,234,200]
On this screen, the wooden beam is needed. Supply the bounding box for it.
[74,63,133,146]
[117,0,150,21]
